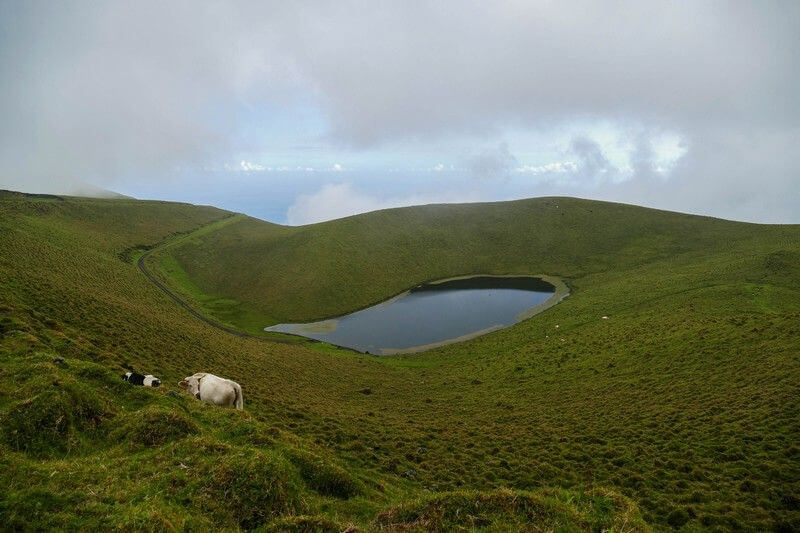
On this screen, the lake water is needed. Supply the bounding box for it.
[265,276,556,354]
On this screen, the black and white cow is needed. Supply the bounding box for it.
[122,371,161,387]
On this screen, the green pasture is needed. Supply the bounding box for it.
[0,191,797,530]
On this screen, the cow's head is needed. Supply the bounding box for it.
[121,372,131,382]
[179,373,206,400]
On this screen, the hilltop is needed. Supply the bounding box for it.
[1,192,798,530]
[151,197,797,327]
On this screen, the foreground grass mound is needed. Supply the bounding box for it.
[0,316,379,529]
[263,514,346,532]
[285,446,364,499]
[2,385,108,457]
[111,405,198,447]
[376,487,649,532]
[1,356,114,457]
[0,344,374,529]
[194,449,305,529]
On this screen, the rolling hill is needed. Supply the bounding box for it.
[1,191,798,531]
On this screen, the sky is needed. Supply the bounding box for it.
[1,1,798,225]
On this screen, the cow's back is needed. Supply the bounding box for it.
[199,374,238,407]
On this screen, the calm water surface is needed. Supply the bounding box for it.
[265,276,555,354]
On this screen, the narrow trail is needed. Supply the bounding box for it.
[136,215,293,343]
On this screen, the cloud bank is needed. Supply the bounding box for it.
[0,1,797,221]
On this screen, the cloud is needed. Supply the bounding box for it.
[568,137,616,182]
[640,126,800,222]
[0,1,797,220]
[515,162,578,175]
[239,160,266,172]
[285,183,483,225]
[295,2,798,146]
[465,143,518,179]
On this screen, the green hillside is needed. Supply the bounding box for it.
[1,191,798,531]
[152,197,794,325]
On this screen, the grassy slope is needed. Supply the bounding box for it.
[155,196,800,531]
[0,193,646,531]
[160,197,786,324]
[0,193,797,530]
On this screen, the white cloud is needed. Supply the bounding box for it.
[240,160,265,172]
[650,132,689,175]
[515,161,578,174]
[285,183,483,225]
[217,162,345,173]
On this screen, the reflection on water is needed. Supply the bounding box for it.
[266,276,555,354]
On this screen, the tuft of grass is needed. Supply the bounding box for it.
[193,449,306,530]
[374,487,649,532]
[1,379,111,457]
[666,507,690,529]
[0,487,82,531]
[263,514,346,532]
[285,446,364,499]
[96,502,214,531]
[111,406,198,447]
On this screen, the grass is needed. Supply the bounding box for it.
[375,487,648,532]
[1,191,798,530]
[157,198,788,325]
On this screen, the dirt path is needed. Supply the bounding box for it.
[136,215,292,342]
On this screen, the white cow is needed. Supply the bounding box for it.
[179,372,243,410]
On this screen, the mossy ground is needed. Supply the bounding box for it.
[1,191,798,530]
